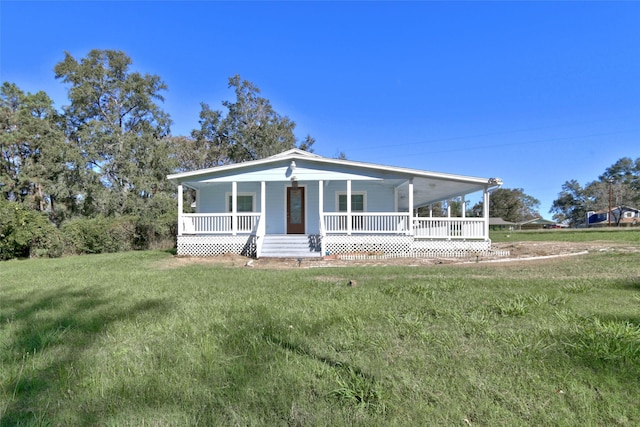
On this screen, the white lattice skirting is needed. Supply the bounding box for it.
[325,235,496,258]
[413,239,490,253]
[177,235,255,257]
[178,234,502,259]
[324,235,414,256]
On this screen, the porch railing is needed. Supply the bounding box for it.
[323,213,411,234]
[181,213,260,234]
[413,217,486,239]
[180,212,487,240]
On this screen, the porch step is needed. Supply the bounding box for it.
[259,235,322,258]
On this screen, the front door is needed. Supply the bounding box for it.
[286,186,305,234]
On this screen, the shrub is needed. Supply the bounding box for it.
[0,199,62,259]
[61,216,136,255]
[133,212,177,250]
[60,214,177,255]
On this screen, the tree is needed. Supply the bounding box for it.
[600,157,640,193]
[550,180,589,226]
[473,188,540,223]
[54,49,175,216]
[0,82,69,217]
[183,75,314,169]
[598,157,640,218]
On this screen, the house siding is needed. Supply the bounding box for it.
[266,182,286,234]
[322,181,396,212]
[197,182,263,213]
[195,159,384,183]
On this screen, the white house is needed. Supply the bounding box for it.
[167,149,503,258]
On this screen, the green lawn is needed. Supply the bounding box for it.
[491,227,640,243]
[1,238,639,425]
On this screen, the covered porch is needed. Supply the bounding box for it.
[168,149,502,258]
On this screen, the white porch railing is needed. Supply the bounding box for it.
[323,213,411,234]
[413,217,486,239]
[180,213,487,240]
[181,213,260,234]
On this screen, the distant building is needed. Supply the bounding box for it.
[518,217,558,230]
[586,206,640,227]
[489,217,516,230]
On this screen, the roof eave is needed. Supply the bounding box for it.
[167,150,501,187]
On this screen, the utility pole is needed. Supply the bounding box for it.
[608,178,613,227]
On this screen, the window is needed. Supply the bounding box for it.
[226,193,255,212]
[337,193,366,212]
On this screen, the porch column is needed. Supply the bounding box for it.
[462,195,466,218]
[232,181,237,236]
[261,181,266,231]
[483,186,490,240]
[408,178,414,234]
[319,180,325,256]
[318,180,324,231]
[394,187,398,212]
[177,183,183,236]
[346,179,352,235]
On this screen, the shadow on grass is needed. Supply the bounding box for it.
[220,305,386,413]
[616,276,640,292]
[0,285,170,426]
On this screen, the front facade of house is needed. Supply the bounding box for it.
[167,149,503,258]
[587,206,640,227]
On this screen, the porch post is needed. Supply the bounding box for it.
[232,181,237,236]
[408,178,414,234]
[318,180,324,228]
[261,180,266,229]
[462,195,466,218]
[483,186,490,240]
[319,180,325,255]
[394,187,398,212]
[177,183,183,236]
[346,179,352,235]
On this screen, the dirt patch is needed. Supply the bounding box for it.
[157,241,639,270]
[493,241,637,258]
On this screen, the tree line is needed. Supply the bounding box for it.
[551,158,640,227]
[1,49,313,259]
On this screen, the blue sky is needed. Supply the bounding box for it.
[2,1,639,216]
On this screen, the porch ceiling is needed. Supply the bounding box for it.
[181,175,489,208]
[398,177,490,209]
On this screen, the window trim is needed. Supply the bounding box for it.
[336,191,367,212]
[225,192,256,213]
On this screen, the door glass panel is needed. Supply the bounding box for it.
[290,189,302,224]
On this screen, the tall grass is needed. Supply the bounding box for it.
[1,248,639,425]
